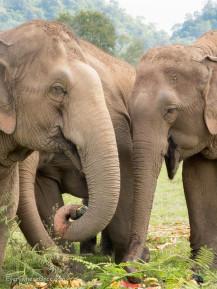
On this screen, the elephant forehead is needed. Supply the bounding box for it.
[2,20,84,66]
[141,45,191,64]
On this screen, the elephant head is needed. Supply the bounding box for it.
[128,31,217,260]
[1,20,120,242]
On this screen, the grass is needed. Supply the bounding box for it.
[0,164,217,288]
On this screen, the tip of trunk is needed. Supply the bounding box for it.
[54,204,87,238]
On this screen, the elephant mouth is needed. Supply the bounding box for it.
[63,141,82,173]
[165,137,181,179]
[53,128,82,173]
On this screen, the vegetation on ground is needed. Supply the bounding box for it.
[1,165,217,288]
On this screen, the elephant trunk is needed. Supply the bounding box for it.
[17,152,57,250]
[55,111,120,242]
[126,127,166,261]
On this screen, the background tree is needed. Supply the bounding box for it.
[3,0,217,65]
[58,10,116,54]
[117,37,144,65]
[0,0,171,64]
[171,0,217,43]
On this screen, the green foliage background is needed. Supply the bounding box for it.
[58,10,116,54]
[171,0,217,44]
[1,0,217,64]
[0,0,170,64]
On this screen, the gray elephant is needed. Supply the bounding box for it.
[0,19,121,270]
[17,30,140,264]
[125,30,217,267]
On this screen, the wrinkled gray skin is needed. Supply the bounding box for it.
[0,20,121,270]
[18,37,142,263]
[126,30,217,267]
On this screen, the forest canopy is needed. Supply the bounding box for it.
[171,0,217,43]
[0,0,217,64]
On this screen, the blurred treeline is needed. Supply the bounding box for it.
[0,0,217,64]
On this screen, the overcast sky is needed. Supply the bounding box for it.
[118,0,208,33]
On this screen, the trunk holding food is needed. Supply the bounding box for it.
[54,111,120,241]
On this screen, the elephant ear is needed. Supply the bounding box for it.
[202,55,217,135]
[0,39,16,134]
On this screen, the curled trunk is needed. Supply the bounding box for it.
[55,111,120,241]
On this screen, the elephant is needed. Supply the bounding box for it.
[17,35,151,266]
[0,19,121,270]
[125,30,217,267]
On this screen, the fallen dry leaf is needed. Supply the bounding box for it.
[110,281,121,288]
[143,277,160,287]
[33,281,48,288]
[68,279,84,287]
[51,278,84,288]
[12,285,36,289]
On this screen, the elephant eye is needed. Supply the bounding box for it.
[164,106,178,123]
[167,107,176,114]
[49,83,67,102]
